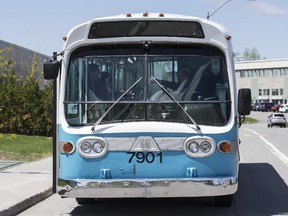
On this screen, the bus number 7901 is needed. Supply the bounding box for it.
[127,152,163,164]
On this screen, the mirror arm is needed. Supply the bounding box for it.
[239,115,246,127]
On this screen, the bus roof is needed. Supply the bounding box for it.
[62,13,231,52]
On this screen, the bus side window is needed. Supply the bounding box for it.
[66,59,80,102]
[216,85,228,119]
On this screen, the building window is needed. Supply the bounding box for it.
[263,89,270,96]
[264,69,271,77]
[259,89,262,96]
[247,70,251,77]
[251,70,258,77]
[259,70,263,77]
[281,69,285,76]
[237,67,288,78]
[240,71,245,77]
[272,89,279,96]
[272,69,280,77]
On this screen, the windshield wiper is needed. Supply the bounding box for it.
[151,77,201,131]
[91,77,142,131]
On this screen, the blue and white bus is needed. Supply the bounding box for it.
[44,13,251,207]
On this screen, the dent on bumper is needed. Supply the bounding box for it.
[58,177,238,198]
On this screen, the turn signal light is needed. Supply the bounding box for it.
[61,142,74,154]
[219,141,231,153]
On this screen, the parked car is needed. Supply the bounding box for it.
[251,103,259,111]
[258,102,274,112]
[271,104,281,112]
[279,104,288,113]
[267,113,286,127]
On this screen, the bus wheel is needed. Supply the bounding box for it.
[214,194,233,207]
[76,198,95,205]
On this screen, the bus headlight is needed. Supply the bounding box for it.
[184,136,216,158]
[92,141,105,153]
[200,141,212,153]
[188,141,199,153]
[77,137,107,158]
[81,142,92,153]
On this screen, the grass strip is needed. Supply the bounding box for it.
[0,133,52,162]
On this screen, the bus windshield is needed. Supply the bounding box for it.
[65,44,231,126]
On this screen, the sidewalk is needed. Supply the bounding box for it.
[0,157,53,216]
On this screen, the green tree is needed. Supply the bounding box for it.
[235,47,265,61]
[0,47,53,136]
[243,47,262,60]
[0,47,19,133]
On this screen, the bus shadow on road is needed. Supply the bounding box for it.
[70,163,288,216]
[236,163,288,216]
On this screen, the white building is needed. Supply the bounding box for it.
[235,59,288,104]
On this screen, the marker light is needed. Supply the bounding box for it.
[226,35,232,40]
[143,12,149,17]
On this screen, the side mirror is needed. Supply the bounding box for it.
[44,60,60,80]
[238,88,251,116]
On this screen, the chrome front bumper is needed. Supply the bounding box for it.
[58,177,238,198]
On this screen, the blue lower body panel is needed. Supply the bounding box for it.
[58,151,238,198]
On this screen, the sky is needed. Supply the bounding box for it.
[1,0,288,60]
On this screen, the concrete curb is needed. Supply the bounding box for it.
[0,188,53,216]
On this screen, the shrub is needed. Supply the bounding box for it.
[0,47,52,136]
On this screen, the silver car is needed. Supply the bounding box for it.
[267,113,286,128]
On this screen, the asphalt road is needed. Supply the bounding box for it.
[19,111,288,216]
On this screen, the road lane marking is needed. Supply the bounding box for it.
[244,128,288,168]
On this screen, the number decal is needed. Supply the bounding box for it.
[157,152,163,163]
[127,152,135,163]
[127,152,163,163]
[145,152,154,163]
[136,152,145,163]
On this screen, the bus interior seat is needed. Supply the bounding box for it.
[183,60,215,101]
